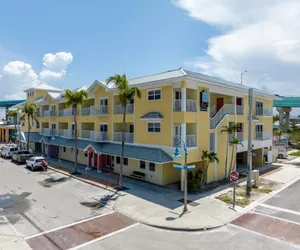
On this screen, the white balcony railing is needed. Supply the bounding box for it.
[42,110,50,117]
[59,129,75,138]
[113,104,134,114]
[236,105,244,115]
[256,107,273,117]
[210,104,216,118]
[59,108,76,117]
[41,128,56,136]
[237,132,244,141]
[173,100,181,112]
[186,99,197,112]
[81,130,108,141]
[256,131,272,140]
[173,135,181,147]
[210,133,215,152]
[186,134,197,147]
[210,104,235,128]
[113,132,134,143]
[81,105,108,116]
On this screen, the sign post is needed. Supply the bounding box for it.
[230,171,239,210]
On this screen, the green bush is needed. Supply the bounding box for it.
[187,180,199,192]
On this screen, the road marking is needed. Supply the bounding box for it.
[253,211,300,227]
[229,224,300,249]
[25,211,115,240]
[68,223,140,250]
[259,203,300,216]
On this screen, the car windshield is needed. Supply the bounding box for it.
[36,159,44,163]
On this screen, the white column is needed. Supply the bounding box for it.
[181,123,186,145]
[181,88,186,112]
[232,96,236,115]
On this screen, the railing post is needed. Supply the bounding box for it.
[181,88,186,112]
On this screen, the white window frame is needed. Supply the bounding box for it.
[149,162,156,172]
[140,161,146,170]
[147,121,161,133]
[100,122,108,132]
[147,88,162,101]
[100,97,108,105]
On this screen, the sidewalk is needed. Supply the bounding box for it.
[0,216,31,250]
[47,156,300,231]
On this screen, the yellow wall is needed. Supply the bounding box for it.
[59,148,87,166]
[162,162,181,185]
[253,148,264,166]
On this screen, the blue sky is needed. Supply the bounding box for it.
[0,0,216,97]
[1,0,300,115]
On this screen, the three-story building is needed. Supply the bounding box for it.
[15,69,277,185]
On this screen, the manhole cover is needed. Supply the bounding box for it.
[177,199,200,207]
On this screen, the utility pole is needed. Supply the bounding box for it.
[241,70,247,85]
[246,88,253,197]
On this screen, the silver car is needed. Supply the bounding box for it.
[26,156,46,171]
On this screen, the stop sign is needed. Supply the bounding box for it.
[230,171,239,183]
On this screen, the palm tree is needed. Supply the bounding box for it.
[7,109,18,131]
[65,89,88,174]
[221,124,239,178]
[19,103,38,150]
[229,137,243,173]
[106,74,141,189]
[273,128,283,143]
[199,150,219,189]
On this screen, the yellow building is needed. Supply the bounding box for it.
[14,69,277,186]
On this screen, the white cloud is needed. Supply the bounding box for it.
[42,52,73,71]
[0,52,73,100]
[174,0,300,96]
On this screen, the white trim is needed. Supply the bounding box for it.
[147,88,162,101]
[259,203,300,216]
[140,118,162,121]
[146,121,161,133]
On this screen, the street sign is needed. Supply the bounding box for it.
[230,171,239,183]
[173,164,195,171]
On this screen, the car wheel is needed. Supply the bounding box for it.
[278,154,283,159]
[31,164,34,171]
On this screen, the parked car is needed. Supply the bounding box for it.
[26,157,47,171]
[12,150,34,164]
[0,145,19,159]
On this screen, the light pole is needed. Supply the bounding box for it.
[173,140,188,215]
[241,70,247,85]
[246,88,253,197]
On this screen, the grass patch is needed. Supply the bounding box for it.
[216,193,250,207]
[289,151,300,156]
[251,187,272,193]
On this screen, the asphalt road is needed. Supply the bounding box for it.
[0,156,299,249]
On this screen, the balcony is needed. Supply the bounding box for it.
[59,108,76,117]
[41,128,55,136]
[256,131,272,140]
[113,104,134,114]
[42,110,56,117]
[81,105,108,116]
[173,99,197,112]
[236,105,244,115]
[59,129,75,139]
[173,134,197,147]
[113,132,134,143]
[34,111,40,117]
[81,130,108,141]
[256,107,273,117]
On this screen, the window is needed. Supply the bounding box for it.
[116,157,120,164]
[149,162,155,172]
[22,122,25,127]
[124,158,128,166]
[36,121,40,128]
[148,89,161,100]
[148,122,161,133]
[77,149,79,155]
[63,147,66,152]
[100,124,108,132]
[140,161,146,169]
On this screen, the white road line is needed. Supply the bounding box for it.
[253,211,300,227]
[25,211,115,240]
[229,224,300,249]
[259,203,300,216]
[68,223,140,250]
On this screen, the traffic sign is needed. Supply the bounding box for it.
[230,171,239,183]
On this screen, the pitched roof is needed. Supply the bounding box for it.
[23,133,173,163]
[48,92,61,99]
[24,83,62,93]
[140,112,164,120]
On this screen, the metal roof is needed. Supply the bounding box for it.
[140,111,164,120]
[273,96,300,107]
[0,100,26,107]
[23,133,173,163]
[24,83,62,93]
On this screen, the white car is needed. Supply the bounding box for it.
[1,145,19,158]
[26,157,47,171]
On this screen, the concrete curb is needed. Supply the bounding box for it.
[47,165,116,193]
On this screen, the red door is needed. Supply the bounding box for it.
[216,98,224,112]
[94,153,98,169]
[236,97,242,106]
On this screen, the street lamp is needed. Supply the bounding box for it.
[241,70,247,85]
[173,140,188,215]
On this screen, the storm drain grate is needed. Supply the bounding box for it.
[177,199,200,207]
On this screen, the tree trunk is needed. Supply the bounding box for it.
[27,115,30,150]
[224,135,229,178]
[74,105,78,173]
[201,162,210,189]
[119,104,127,189]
